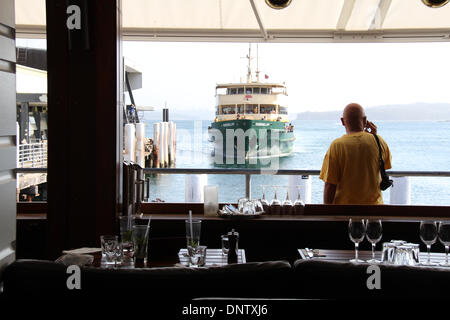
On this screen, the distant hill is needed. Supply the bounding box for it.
[296,103,450,121]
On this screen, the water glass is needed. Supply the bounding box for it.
[119,215,135,257]
[438,221,450,266]
[242,200,256,215]
[101,235,122,265]
[252,199,264,214]
[261,186,270,215]
[270,186,281,215]
[282,187,294,215]
[381,242,397,264]
[365,219,382,263]
[419,221,438,266]
[132,225,150,263]
[187,245,207,267]
[238,198,249,212]
[348,219,366,263]
[221,235,229,255]
[185,219,201,248]
[393,245,416,266]
[404,243,420,265]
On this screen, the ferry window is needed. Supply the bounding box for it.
[237,104,244,114]
[238,88,244,94]
[245,104,257,114]
[216,106,219,115]
[245,87,252,94]
[253,87,260,94]
[260,104,276,114]
[222,105,236,114]
[261,88,267,94]
[280,106,288,115]
[267,88,272,94]
[230,88,237,94]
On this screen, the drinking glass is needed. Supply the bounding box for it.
[242,200,256,215]
[365,219,382,263]
[270,186,281,215]
[438,221,450,266]
[101,235,122,265]
[293,185,305,215]
[221,235,229,255]
[185,219,201,248]
[261,185,270,214]
[419,221,438,266]
[348,219,366,263]
[132,225,150,263]
[119,215,135,260]
[252,199,264,214]
[282,187,294,215]
[238,198,249,213]
[187,245,207,267]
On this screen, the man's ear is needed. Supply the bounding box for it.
[340,117,345,126]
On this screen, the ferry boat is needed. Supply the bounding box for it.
[209,46,295,161]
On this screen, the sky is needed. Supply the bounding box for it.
[17,38,450,119]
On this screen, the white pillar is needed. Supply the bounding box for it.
[288,175,312,204]
[153,122,161,168]
[135,123,145,168]
[163,122,169,168]
[185,174,208,202]
[390,176,411,205]
[124,124,136,163]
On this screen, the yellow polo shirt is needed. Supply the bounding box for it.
[319,132,392,205]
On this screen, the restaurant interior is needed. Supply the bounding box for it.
[1,0,450,308]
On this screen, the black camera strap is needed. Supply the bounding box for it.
[373,134,393,190]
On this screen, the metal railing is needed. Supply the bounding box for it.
[17,142,47,168]
[15,167,450,200]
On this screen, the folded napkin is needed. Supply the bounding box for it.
[55,254,94,266]
[63,247,102,255]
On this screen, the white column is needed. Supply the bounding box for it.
[135,123,145,168]
[390,176,411,205]
[124,124,136,163]
[288,175,312,204]
[153,122,161,168]
[185,174,208,202]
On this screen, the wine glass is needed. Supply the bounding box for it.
[261,185,270,214]
[365,219,382,263]
[293,185,305,215]
[419,221,438,266]
[348,219,366,263]
[282,187,293,215]
[438,221,450,266]
[270,186,281,215]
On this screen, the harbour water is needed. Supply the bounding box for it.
[143,118,450,206]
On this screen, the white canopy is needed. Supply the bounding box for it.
[15,0,450,42]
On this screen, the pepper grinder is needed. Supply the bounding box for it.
[227,229,239,264]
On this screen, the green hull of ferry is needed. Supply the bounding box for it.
[209,119,295,160]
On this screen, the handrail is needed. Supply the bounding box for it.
[14,167,450,177]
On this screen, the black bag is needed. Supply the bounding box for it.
[373,134,393,191]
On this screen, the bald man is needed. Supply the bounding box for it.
[319,103,392,204]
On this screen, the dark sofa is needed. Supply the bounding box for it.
[293,259,450,300]
[3,258,450,300]
[1,259,293,300]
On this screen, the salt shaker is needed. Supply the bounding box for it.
[227,229,239,264]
